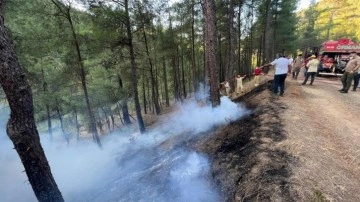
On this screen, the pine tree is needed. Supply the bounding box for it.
[203,0,220,107]
[0,1,64,201]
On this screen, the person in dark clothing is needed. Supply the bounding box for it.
[339,52,360,93]
[353,69,360,91]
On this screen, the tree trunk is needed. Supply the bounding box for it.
[0,2,64,201]
[120,100,131,124]
[218,34,224,82]
[110,113,115,131]
[41,68,53,141]
[147,77,153,113]
[117,74,131,125]
[162,58,170,107]
[168,18,181,102]
[96,111,103,134]
[70,19,101,147]
[238,3,242,74]
[142,74,147,114]
[203,0,220,107]
[143,29,161,114]
[46,104,52,137]
[188,60,192,97]
[272,0,279,58]
[326,12,334,41]
[203,28,207,85]
[101,107,111,133]
[263,0,272,64]
[154,51,161,109]
[52,2,102,148]
[125,0,145,133]
[55,98,69,144]
[172,54,181,102]
[248,2,254,75]
[257,34,263,66]
[116,102,125,125]
[191,0,199,95]
[225,0,235,81]
[50,0,101,147]
[74,107,80,141]
[181,51,187,98]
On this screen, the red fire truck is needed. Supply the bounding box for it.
[318,38,360,75]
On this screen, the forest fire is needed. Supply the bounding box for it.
[0,97,247,201]
[3,0,358,201]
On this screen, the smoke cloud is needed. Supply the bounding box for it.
[0,96,247,202]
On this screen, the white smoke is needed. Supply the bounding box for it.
[169,96,246,133]
[0,96,247,202]
[170,152,219,202]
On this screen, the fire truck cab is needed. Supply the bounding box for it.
[318,38,360,76]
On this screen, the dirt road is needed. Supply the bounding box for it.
[196,73,360,201]
[283,75,360,202]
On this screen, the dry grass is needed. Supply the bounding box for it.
[276,139,305,158]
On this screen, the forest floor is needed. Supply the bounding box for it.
[195,72,360,202]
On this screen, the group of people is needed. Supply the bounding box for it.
[219,74,247,96]
[219,50,360,97]
[297,51,360,93]
[262,51,360,96]
[219,66,263,96]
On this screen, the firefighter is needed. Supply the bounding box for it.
[353,67,360,91]
[339,52,360,93]
[302,55,320,85]
[292,54,304,80]
[303,55,313,77]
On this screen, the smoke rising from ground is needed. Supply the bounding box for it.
[0,96,247,202]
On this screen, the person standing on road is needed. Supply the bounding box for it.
[352,64,360,91]
[303,55,312,77]
[302,55,320,85]
[288,55,294,73]
[339,52,360,93]
[292,54,304,80]
[262,53,291,96]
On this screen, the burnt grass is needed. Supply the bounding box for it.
[194,82,299,202]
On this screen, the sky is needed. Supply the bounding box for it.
[298,0,313,11]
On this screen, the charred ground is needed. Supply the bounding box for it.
[194,82,299,201]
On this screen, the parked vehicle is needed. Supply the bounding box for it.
[318,38,360,75]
